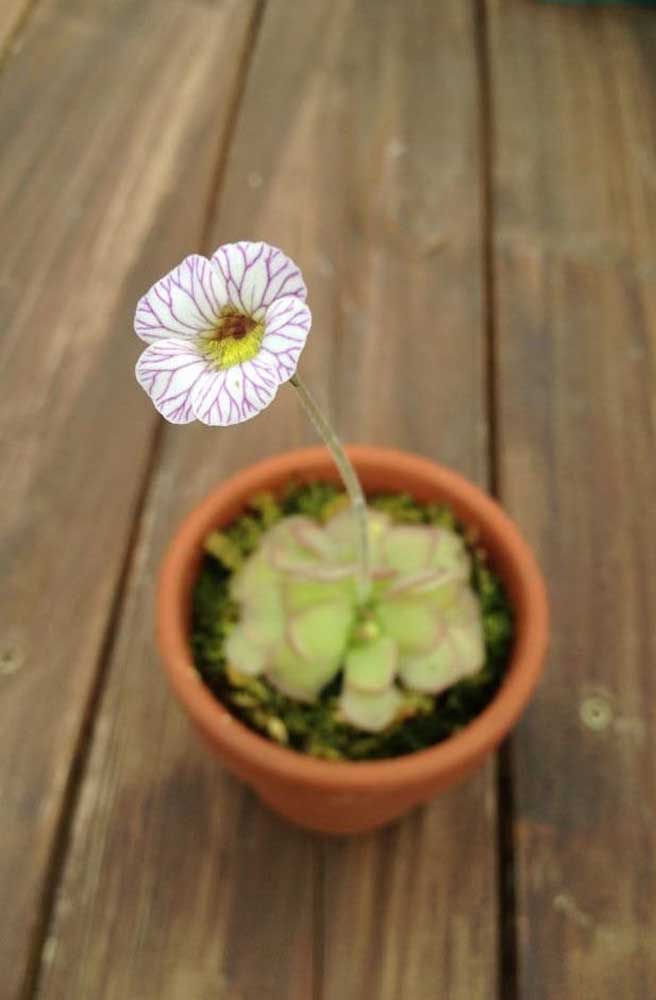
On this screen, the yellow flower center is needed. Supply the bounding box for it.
[198,310,265,369]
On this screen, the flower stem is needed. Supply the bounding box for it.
[289,373,371,601]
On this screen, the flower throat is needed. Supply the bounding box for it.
[198,310,265,370]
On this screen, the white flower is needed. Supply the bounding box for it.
[134,241,311,425]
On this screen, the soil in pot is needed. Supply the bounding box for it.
[190,481,514,762]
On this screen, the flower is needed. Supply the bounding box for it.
[134,241,311,425]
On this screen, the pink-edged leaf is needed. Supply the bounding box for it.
[398,590,485,693]
[375,597,442,653]
[325,507,391,567]
[268,640,340,703]
[291,520,338,560]
[190,361,278,426]
[383,525,438,575]
[398,636,462,694]
[386,568,456,598]
[135,339,207,424]
[344,636,398,693]
[442,588,483,627]
[371,567,397,581]
[340,684,404,733]
[287,601,353,665]
[224,626,270,677]
[134,254,225,343]
[211,241,307,318]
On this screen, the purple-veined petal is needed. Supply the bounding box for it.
[190,361,278,426]
[257,295,312,383]
[134,254,225,343]
[135,339,207,424]
[211,242,307,318]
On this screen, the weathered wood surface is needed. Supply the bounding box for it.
[2,0,655,996]
[35,1,498,998]
[317,2,497,999]
[0,0,259,997]
[0,0,32,57]
[488,0,656,996]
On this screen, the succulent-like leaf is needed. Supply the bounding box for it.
[375,597,441,653]
[241,609,285,648]
[323,507,357,545]
[344,635,397,692]
[267,517,355,580]
[325,508,390,566]
[288,600,354,665]
[340,684,404,732]
[383,525,436,574]
[398,592,485,693]
[230,552,278,605]
[269,640,342,701]
[443,587,481,626]
[385,568,452,597]
[282,561,357,582]
[224,627,270,676]
[406,574,466,612]
[284,576,356,612]
[430,529,470,576]
[292,519,339,560]
[450,623,485,673]
[397,637,458,693]
[268,542,319,575]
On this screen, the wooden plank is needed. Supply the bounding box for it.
[318,3,496,997]
[487,1,656,996]
[38,1,496,998]
[0,1,259,998]
[35,1,323,996]
[0,0,33,56]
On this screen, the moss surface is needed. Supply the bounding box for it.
[191,482,514,761]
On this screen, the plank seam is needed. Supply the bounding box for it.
[21,2,270,996]
[313,845,326,1000]
[476,0,500,498]
[496,743,518,1000]
[473,3,519,999]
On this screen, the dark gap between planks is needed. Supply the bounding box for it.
[473,1,519,997]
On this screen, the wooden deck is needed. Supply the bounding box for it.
[1,1,655,997]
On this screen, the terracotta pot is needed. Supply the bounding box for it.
[157,446,548,835]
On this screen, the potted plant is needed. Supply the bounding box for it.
[136,241,548,834]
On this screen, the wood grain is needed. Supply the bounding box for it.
[311,2,498,998]
[487,0,656,996]
[0,0,33,58]
[37,1,498,998]
[35,0,326,995]
[0,0,259,997]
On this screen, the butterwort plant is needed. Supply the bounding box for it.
[135,241,486,733]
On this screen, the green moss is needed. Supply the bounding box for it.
[191,482,514,761]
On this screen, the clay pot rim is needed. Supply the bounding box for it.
[157,445,548,791]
